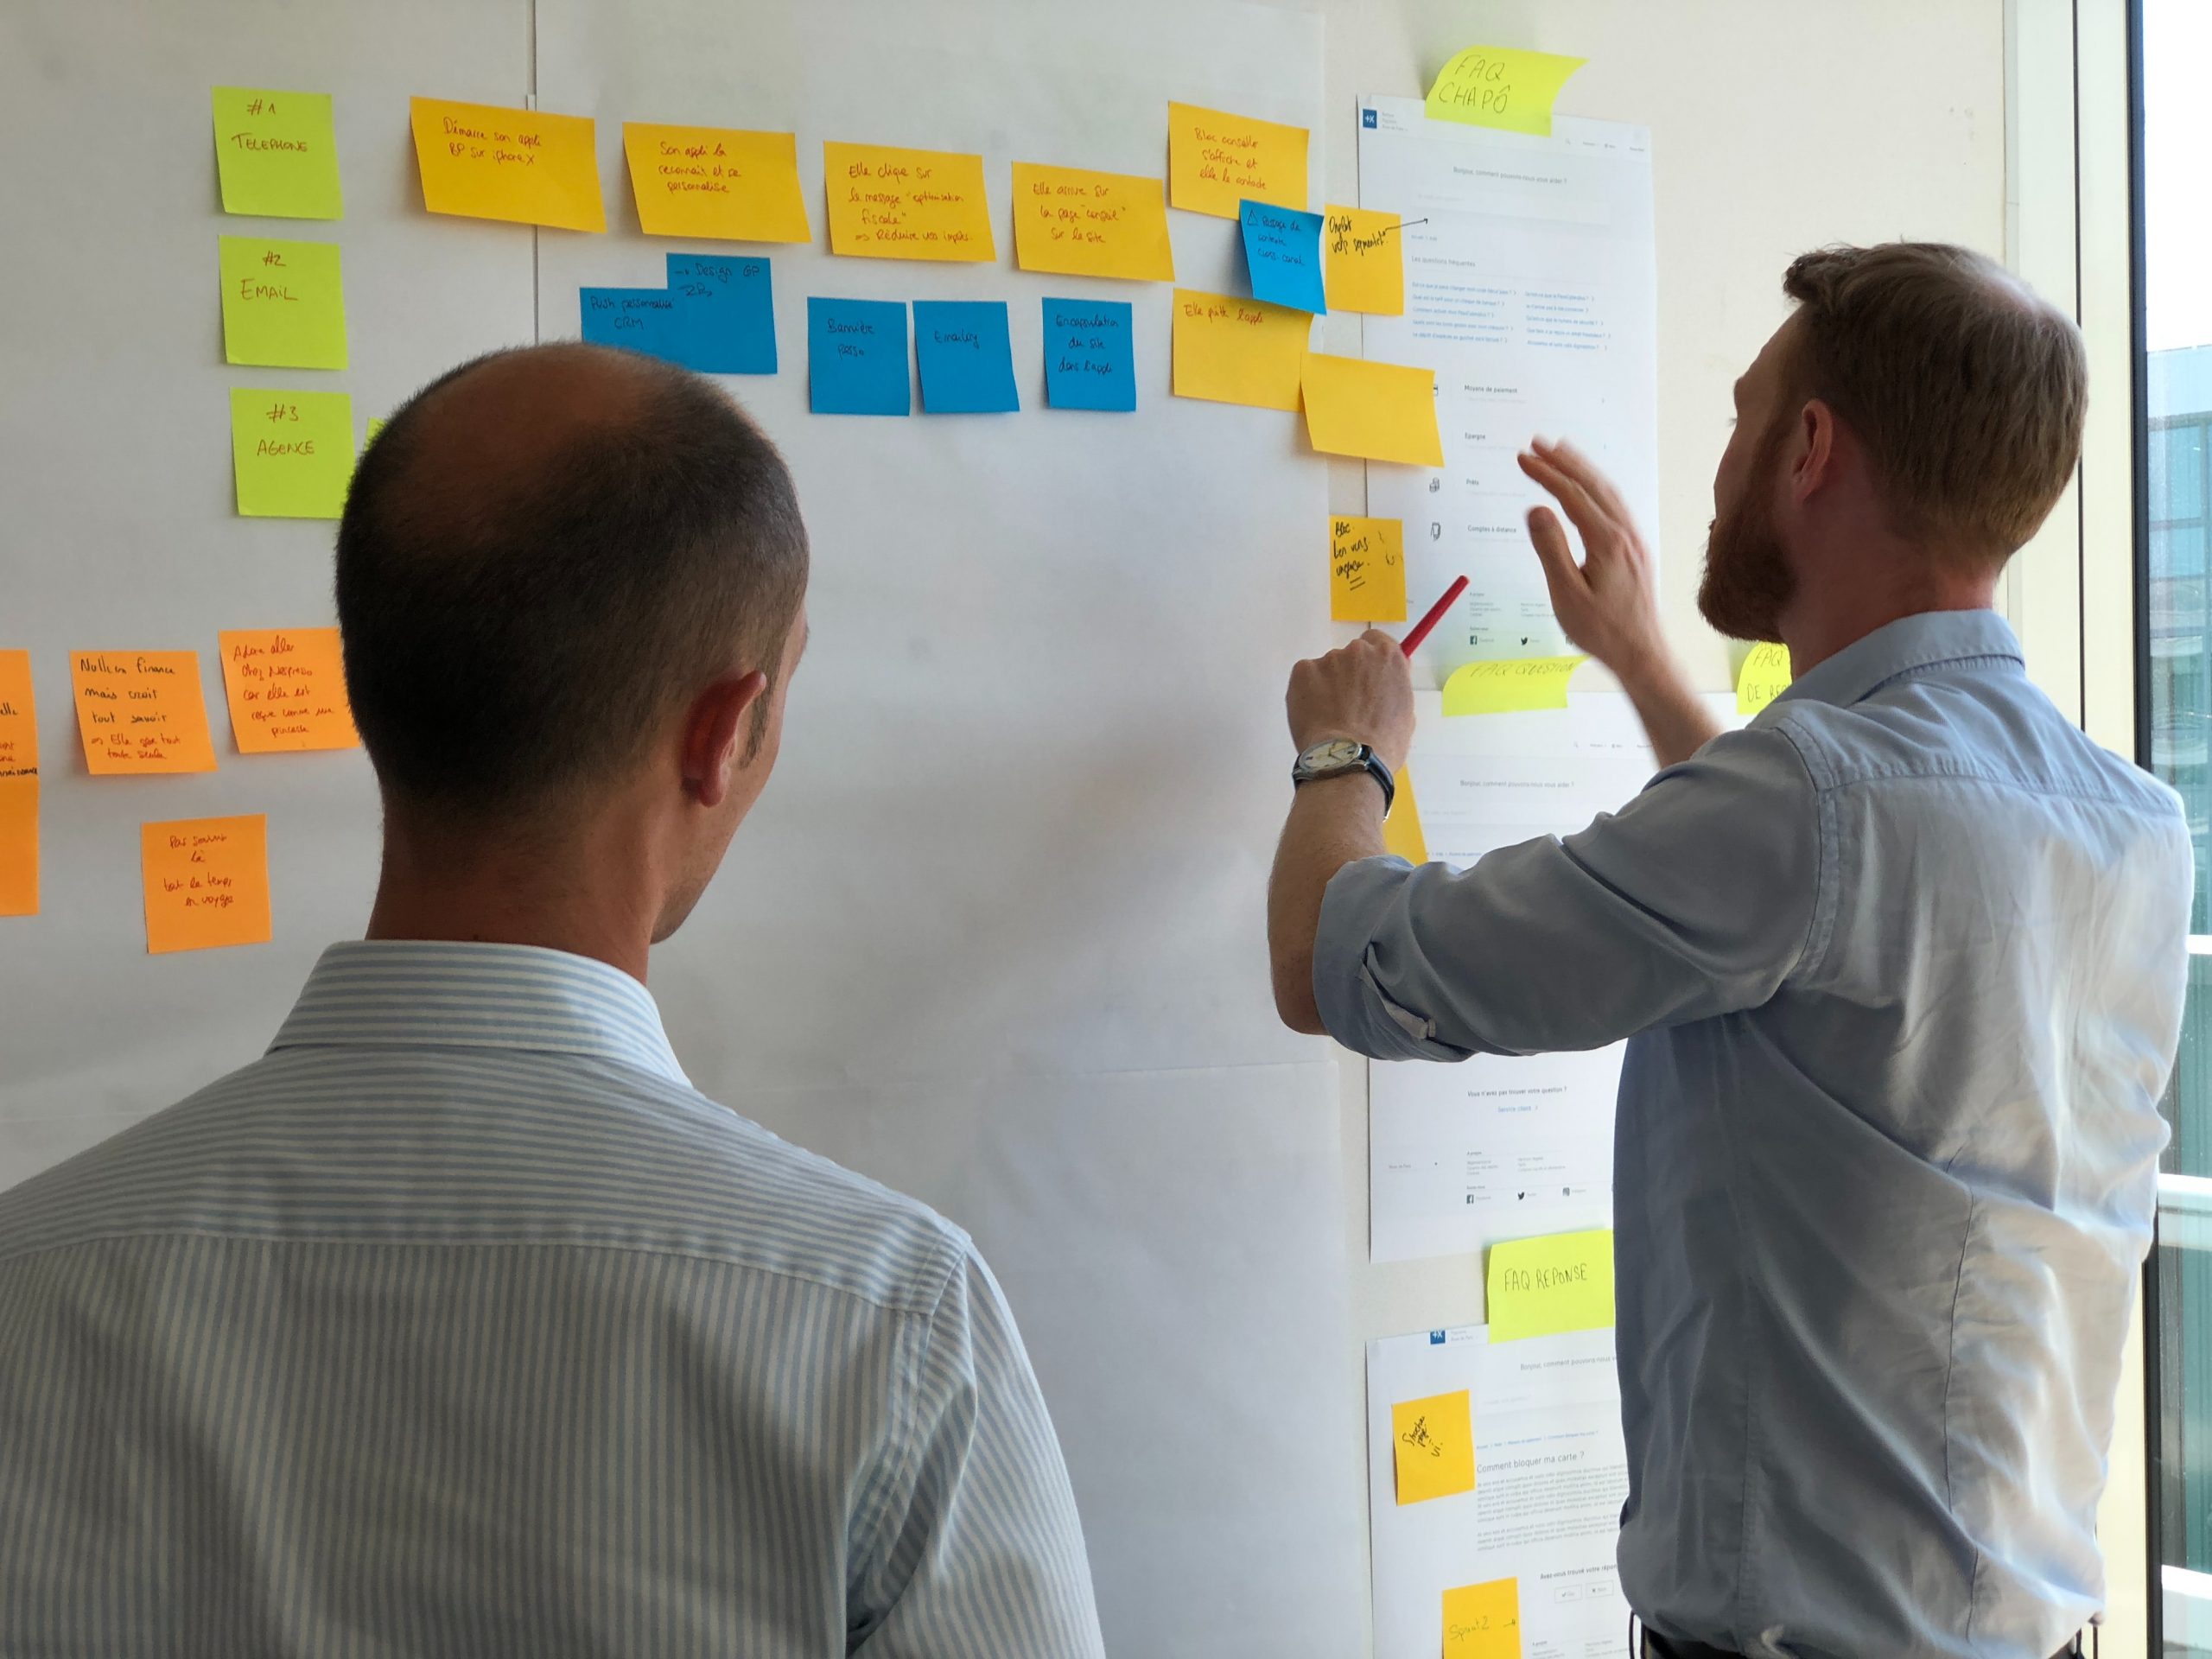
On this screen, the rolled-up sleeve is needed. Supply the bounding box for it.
[1314,724,1823,1061]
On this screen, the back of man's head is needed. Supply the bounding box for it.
[336,344,809,821]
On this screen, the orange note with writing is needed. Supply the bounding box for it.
[71,652,218,775]
[218,627,359,753]
[0,650,37,780]
[141,815,271,954]
[0,779,34,918]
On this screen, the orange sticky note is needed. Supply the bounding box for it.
[1171,289,1312,411]
[1010,162,1174,282]
[70,652,218,776]
[1442,1578,1522,1659]
[1166,101,1308,219]
[141,815,271,954]
[410,96,605,232]
[1330,515,1407,621]
[1391,1389,1477,1504]
[218,627,359,753]
[1300,353,1444,466]
[823,142,995,262]
[0,649,37,780]
[0,779,35,918]
[1324,206,1404,315]
[622,123,810,242]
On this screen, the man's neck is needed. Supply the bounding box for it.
[1778,540,1999,677]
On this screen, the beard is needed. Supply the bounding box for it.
[1696,418,1797,642]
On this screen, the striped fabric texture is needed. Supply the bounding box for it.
[0,941,1104,1657]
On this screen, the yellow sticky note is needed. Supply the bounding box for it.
[622,123,810,243]
[1382,766,1427,865]
[410,96,605,232]
[364,416,386,447]
[218,236,346,370]
[823,142,995,263]
[1441,656,1585,715]
[230,388,354,519]
[218,628,359,754]
[1488,1228,1614,1343]
[0,778,35,918]
[1324,207,1403,315]
[1011,162,1174,283]
[1442,1578,1522,1659]
[1331,516,1406,622]
[1301,353,1443,467]
[1426,46,1586,137]
[1171,289,1312,411]
[1391,1388,1475,1504]
[211,86,343,220]
[1736,640,1793,716]
[0,650,37,780]
[70,652,218,776]
[141,815,271,955]
[1167,101,1308,219]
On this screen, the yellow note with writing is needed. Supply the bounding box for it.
[211,87,343,219]
[0,778,35,918]
[218,628,359,753]
[1330,516,1406,622]
[1391,1388,1474,1504]
[1737,640,1793,716]
[1166,101,1308,219]
[410,97,605,232]
[1382,766,1428,865]
[1488,1228,1614,1343]
[0,650,37,780]
[1441,656,1585,715]
[1426,46,1586,137]
[623,124,810,243]
[71,652,218,776]
[1171,289,1312,411]
[1301,353,1442,466]
[1442,1577,1522,1659]
[1324,206,1403,315]
[219,236,346,370]
[141,815,271,955]
[1011,162,1174,283]
[230,388,353,519]
[823,142,995,263]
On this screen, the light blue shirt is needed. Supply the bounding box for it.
[1317,612,2190,1658]
[0,941,1103,1658]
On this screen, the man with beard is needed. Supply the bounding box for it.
[1266,242,2190,1658]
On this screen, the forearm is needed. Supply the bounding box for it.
[1268,773,1389,1034]
[1614,645,1722,770]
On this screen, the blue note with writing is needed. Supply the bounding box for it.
[581,287,684,362]
[666,253,776,374]
[1239,199,1327,314]
[1041,297,1135,412]
[807,297,910,416]
[912,300,1020,414]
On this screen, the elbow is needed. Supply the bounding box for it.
[1272,956,1328,1036]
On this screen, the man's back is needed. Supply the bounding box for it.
[0,941,1102,1658]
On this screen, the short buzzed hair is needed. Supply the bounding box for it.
[1781,242,2087,561]
[336,346,809,816]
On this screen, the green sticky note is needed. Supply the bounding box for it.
[1486,1229,1613,1342]
[219,237,346,370]
[212,86,343,219]
[1440,656,1586,715]
[229,388,354,518]
[1425,46,1586,137]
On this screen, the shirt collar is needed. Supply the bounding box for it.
[1771,608,2024,712]
[269,939,690,1087]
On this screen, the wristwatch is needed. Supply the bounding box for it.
[1292,738,1395,815]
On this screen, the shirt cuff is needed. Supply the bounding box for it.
[1313,856,1471,1063]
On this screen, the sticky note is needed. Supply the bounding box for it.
[912,301,1019,415]
[1440,656,1586,715]
[622,123,810,243]
[1737,640,1793,716]
[0,779,34,918]
[823,142,995,263]
[230,388,354,518]
[1238,200,1326,315]
[211,87,342,219]
[1442,1578,1522,1659]
[664,254,778,375]
[1171,289,1312,411]
[1330,516,1407,622]
[1166,101,1308,219]
[410,96,605,233]
[0,650,37,780]
[1382,766,1427,865]
[1042,298,1135,412]
[1324,207,1403,315]
[808,298,910,416]
[1010,163,1173,283]
[1391,1389,1475,1505]
[581,287,684,363]
[1300,353,1443,466]
[218,235,346,370]
[217,627,359,754]
[1487,1228,1614,1343]
[364,416,386,446]
[1426,45,1586,137]
[70,652,218,776]
[141,815,271,955]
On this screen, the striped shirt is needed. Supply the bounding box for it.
[0,940,1103,1658]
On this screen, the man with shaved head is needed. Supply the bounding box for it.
[0,345,1104,1657]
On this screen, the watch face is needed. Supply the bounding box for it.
[1304,738,1365,771]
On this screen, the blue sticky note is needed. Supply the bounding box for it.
[1239,199,1327,315]
[1041,297,1135,412]
[912,301,1020,415]
[807,297,910,416]
[581,287,684,362]
[667,254,777,375]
